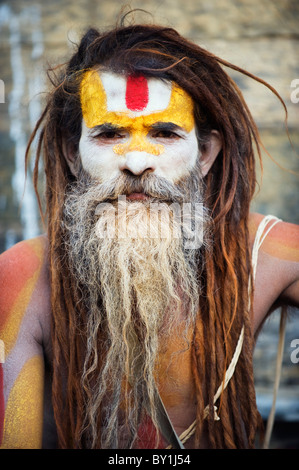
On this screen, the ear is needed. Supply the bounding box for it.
[200,130,222,176]
[62,139,80,177]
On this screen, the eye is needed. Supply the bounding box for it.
[92,129,126,141]
[98,130,124,139]
[151,129,181,140]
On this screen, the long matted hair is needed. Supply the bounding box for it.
[26,18,285,448]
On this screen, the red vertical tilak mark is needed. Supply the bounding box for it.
[0,364,4,445]
[125,75,149,111]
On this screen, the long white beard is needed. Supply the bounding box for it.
[62,170,209,448]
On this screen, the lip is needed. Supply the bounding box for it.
[126,192,149,201]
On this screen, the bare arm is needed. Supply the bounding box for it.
[0,237,50,448]
[275,221,299,308]
[250,214,299,333]
[263,219,299,308]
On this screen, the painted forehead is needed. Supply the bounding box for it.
[80,70,195,131]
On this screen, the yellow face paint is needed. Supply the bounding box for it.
[78,70,199,183]
[113,131,164,156]
[80,70,195,157]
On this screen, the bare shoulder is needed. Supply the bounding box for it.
[249,212,299,260]
[249,213,299,332]
[0,235,48,273]
[249,213,299,253]
[0,235,51,353]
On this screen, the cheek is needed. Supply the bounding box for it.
[156,131,199,181]
[79,135,119,180]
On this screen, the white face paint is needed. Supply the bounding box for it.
[79,70,199,185]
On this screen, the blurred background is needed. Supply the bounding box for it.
[0,0,298,448]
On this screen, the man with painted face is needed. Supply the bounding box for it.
[0,22,298,450]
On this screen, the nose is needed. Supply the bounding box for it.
[119,151,156,176]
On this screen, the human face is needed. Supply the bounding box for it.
[79,70,199,191]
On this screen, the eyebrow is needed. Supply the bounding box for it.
[88,121,184,136]
[150,122,183,131]
[89,123,124,134]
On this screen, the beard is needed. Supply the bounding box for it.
[62,165,210,448]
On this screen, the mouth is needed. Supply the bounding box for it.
[126,192,150,201]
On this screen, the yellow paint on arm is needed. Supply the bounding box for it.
[1,355,44,449]
[0,237,45,356]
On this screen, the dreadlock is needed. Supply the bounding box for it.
[26,17,285,448]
